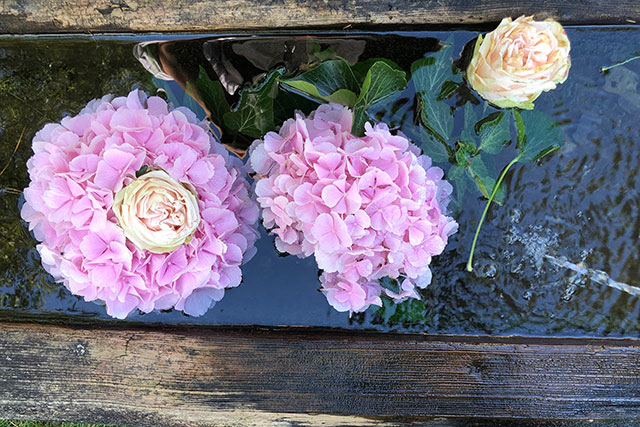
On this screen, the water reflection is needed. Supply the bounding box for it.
[133,34,439,157]
[0,39,151,313]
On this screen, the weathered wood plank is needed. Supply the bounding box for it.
[0,0,638,34]
[1,321,640,425]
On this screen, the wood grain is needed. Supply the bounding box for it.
[1,321,640,425]
[0,0,639,34]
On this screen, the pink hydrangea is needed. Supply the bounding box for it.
[250,103,458,313]
[21,89,260,319]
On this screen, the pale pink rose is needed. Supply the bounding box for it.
[467,16,571,109]
[112,170,200,254]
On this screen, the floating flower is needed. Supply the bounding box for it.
[467,16,571,109]
[250,103,457,313]
[113,170,201,253]
[22,90,260,319]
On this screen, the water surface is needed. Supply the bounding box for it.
[1,28,640,337]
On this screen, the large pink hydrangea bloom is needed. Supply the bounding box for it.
[250,103,458,313]
[21,90,260,319]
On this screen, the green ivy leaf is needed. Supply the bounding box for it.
[376,295,427,325]
[325,88,358,106]
[351,58,404,84]
[438,80,462,100]
[308,42,338,62]
[401,120,450,163]
[223,68,282,138]
[380,296,398,323]
[455,140,476,167]
[351,61,407,135]
[190,66,230,124]
[448,164,474,206]
[460,102,478,146]
[513,109,526,146]
[515,109,565,162]
[412,38,461,142]
[469,155,504,205]
[135,165,149,178]
[280,59,359,104]
[380,277,401,294]
[420,96,453,142]
[355,61,407,107]
[273,88,319,126]
[411,40,460,98]
[478,111,511,154]
[351,105,370,137]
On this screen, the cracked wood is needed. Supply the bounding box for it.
[0,0,639,33]
[2,321,640,425]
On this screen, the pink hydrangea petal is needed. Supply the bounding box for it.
[182,288,225,316]
[250,103,457,313]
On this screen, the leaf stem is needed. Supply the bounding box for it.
[466,155,520,272]
[601,55,640,72]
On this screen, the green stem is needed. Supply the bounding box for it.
[466,155,520,272]
[601,55,640,72]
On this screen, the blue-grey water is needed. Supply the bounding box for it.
[1,28,640,337]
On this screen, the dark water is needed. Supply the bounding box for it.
[1,28,640,337]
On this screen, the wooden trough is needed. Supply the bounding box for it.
[1,1,640,425]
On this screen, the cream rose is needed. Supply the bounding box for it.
[113,170,201,253]
[467,16,571,109]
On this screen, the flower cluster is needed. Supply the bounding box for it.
[21,90,260,319]
[250,104,457,313]
[467,16,571,109]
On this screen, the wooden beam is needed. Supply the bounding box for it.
[0,0,638,34]
[1,321,640,425]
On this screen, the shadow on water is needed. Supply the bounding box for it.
[2,29,640,337]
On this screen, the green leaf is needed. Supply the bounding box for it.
[469,155,505,205]
[516,109,565,163]
[280,59,359,101]
[455,140,476,167]
[478,112,511,154]
[352,58,404,84]
[273,88,319,125]
[376,295,427,325]
[401,121,450,163]
[438,80,462,100]
[325,88,357,107]
[420,95,453,141]
[308,42,338,62]
[223,68,282,138]
[379,296,398,323]
[380,277,401,294]
[351,61,407,135]
[412,39,460,142]
[355,61,407,107]
[351,105,370,137]
[411,39,461,97]
[135,165,149,178]
[449,164,474,206]
[460,102,478,146]
[280,80,323,98]
[513,109,526,145]
[190,66,230,124]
